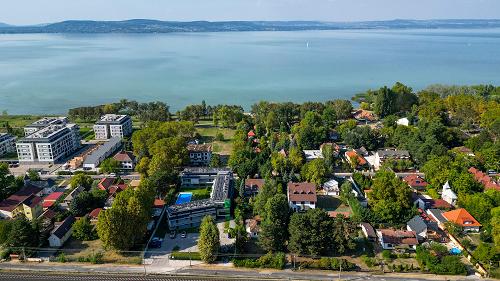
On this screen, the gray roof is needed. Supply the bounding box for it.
[51,216,75,239]
[167,199,218,214]
[211,171,233,202]
[181,167,230,176]
[376,149,410,158]
[407,216,427,233]
[84,137,121,165]
[96,114,130,125]
[427,209,447,224]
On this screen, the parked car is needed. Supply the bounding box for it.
[149,237,162,248]
[181,231,187,238]
[169,231,176,239]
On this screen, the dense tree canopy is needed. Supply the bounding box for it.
[198,216,220,263]
[258,194,290,252]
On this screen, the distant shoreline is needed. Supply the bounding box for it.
[1,19,500,34]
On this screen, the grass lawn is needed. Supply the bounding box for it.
[79,127,94,141]
[195,121,235,155]
[180,186,212,200]
[62,238,142,264]
[0,115,43,128]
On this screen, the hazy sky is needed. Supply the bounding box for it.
[1,0,499,25]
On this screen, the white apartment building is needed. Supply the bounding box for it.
[0,133,16,156]
[187,143,212,166]
[24,117,69,136]
[16,124,81,163]
[93,114,132,140]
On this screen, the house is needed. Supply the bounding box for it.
[407,216,428,241]
[413,194,452,210]
[24,177,56,195]
[88,208,102,224]
[353,110,376,122]
[152,199,165,217]
[83,137,122,170]
[97,177,116,191]
[396,117,410,126]
[303,150,323,162]
[113,151,136,170]
[323,179,339,196]
[403,174,428,191]
[244,179,265,197]
[377,229,418,250]
[42,191,64,209]
[441,181,458,206]
[187,143,212,166]
[48,216,75,247]
[320,142,340,157]
[442,208,481,232]
[426,208,448,229]
[360,222,377,242]
[245,217,261,238]
[374,149,410,170]
[287,182,317,211]
[345,150,368,168]
[61,186,84,209]
[0,186,43,219]
[468,167,500,191]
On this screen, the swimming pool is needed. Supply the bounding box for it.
[450,247,462,255]
[176,192,193,205]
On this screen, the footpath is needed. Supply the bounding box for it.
[0,261,491,281]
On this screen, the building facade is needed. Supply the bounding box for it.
[0,133,16,156]
[23,117,69,136]
[287,182,317,211]
[187,143,212,166]
[93,114,132,140]
[16,123,81,163]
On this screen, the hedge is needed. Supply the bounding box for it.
[170,251,201,260]
[299,257,356,271]
[233,252,286,269]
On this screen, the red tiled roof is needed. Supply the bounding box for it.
[468,167,499,191]
[287,182,317,203]
[0,186,43,212]
[98,177,116,191]
[247,130,256,137]
[153,199,165,209]
[113,151,135,162]
[443,208,481,227]
[346,150,367,166]
[403,174,428,188]
[89,208,102,219]
[378,229,418,246]
[245,179,265,189]
[108,184,127,195]
[328,211,350,218]
[44,192,64,202]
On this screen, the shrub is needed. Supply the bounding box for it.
[170,251,201,260]
[215,132,225,141]
[382,250,394,261]
[361,255,376,267]
[233,252,286,270]
[57,253,67,263]
[299,258,356,271]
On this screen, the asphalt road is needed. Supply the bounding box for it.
[0,272,277,281]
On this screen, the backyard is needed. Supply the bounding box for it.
[60,238,143,264]
[195,120,235,155]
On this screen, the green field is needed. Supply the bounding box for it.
[180,186,212,200]
[195,120,235,155]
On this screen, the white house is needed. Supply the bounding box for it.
[245,218,260,238]
[377,229,418,250]
[48,216,75,248]
[406,216,428,241]
[303,150,323,162]
[323,179,339,196]
[441,181,458,207]
[287,182,317,211]
[396,117,410,126]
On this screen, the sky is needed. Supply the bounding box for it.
[1,0,499,25]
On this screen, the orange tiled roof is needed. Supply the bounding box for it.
[443,208,481,227]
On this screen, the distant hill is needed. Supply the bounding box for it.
[0,22,10,27]
[0,19,500,34]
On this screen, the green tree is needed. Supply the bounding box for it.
[72,217,97,241]
[259,194,290,252]
[198,216,220,263]
[253,180,278,216]
[0,220,13,245]
[209,153,222,168]
[367,170,413,223]
[70,189,107,216]
[70,174,93,190]
[99,158,121,174]
[26,169,40,181]
[300,159,328,186]
[5,216,39,249]
[288,209,335,256]
[292,111,326,149]
[0,163,23,201]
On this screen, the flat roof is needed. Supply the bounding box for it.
[211,171,232,202]
[167,199,218,214]
[96,114,130,125]
[84,137,121,165]
[26,117,68,128]
[20,123,77,142]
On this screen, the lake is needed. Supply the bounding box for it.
[1,29,500,114]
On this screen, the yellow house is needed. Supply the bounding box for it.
[20,195,43,220]
[0,186,43,220]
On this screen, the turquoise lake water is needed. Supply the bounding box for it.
[1,29,500,114]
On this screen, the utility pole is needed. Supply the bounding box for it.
[338,261,342,281]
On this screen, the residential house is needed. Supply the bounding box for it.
[426,208,448,229]
[303,150,323,162]
[42,191,64,209]
[287,182,317,211]
[345,150,368,169]
[403,174,428,191]
[442,208,481,232]
[97,177,116,191]
[83,137,122,170]
[187,143,212,166]
[61,186,84,210]
[396,117,410,126]
[244,178,265,197]
[0,186,43,219]
[360,223,377,242]
[245,217,261,238]
[320,142,340,157]
[88,208,102,224]
[48,216,76,247]
[377,229,418,250]
[469,167,500,191]
[323,179,339,196]
[441,181,458,206]
[113,151,136,170]
[413,194,452,210]
[406,216,428,241]
[353,109,376,122]
[374,149,410,170]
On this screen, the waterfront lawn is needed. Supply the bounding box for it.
[61,238,142,264]
[0,115,43,128]
[195,121,235,155]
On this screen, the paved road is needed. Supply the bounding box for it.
[0,272,279,281]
